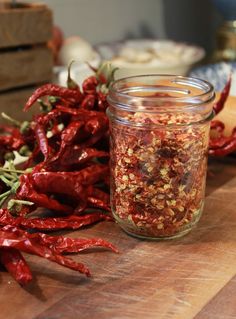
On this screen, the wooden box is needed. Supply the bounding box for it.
[0,2,53,121]
[0,2,52,48]
[0,46,52,92]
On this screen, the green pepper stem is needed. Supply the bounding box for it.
[1,112,21,127]
[8,199,34,207]
[0,189,11,200]
[0,175,14,187]
[67,60,79,89]
[0,167,26,174]
[2,172,16,180]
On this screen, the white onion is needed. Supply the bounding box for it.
[59,36,97,66]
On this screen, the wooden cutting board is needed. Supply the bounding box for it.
[1,157,236,319]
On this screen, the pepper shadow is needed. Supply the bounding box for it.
[22,264,90,301]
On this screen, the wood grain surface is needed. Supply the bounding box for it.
[0,46,52,91]
[1,158,236,319]
[0,3,52,48]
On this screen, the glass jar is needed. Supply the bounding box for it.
[107,75,215,240]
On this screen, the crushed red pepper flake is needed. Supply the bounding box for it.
[110,112,209,238]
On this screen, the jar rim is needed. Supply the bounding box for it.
[108,74,215,112]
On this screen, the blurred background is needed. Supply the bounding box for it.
[1,0,236,120]
[23,0,221,53]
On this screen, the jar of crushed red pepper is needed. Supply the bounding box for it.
[107,75,215,240]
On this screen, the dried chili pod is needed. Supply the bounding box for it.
[2,225,118,254]
[209,136,236,156]
[89,187,110,205]
[81,94,96,110]
[210,120,225,133]
[0,230,91,276]
[82,76,98,94]
[49,237,118,254]
[59,147,109,167]
[87,197,111,212]
[0,248,32,285]
[34,123,52,161]
[31,163,108,187]
[17,174,73,213]
[24,84,83,111]
[213,75,231,115]
[0,211,112,231]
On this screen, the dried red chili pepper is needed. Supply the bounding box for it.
[0,136,12,148]
[0,209,112,231]
[81,94,96,110]
[210,120,225,133]
[209,135,232,149]
[213,75,231,115]
[0,62,119,285]
[87,197,111,212]
[17,174,73,213]
[24,84,83,111]
[31,164,109,189]
[97,91,109,111]
[90,187,110,203]
[0,209,14,225]
[209,134,236,156]
[0,229,91,276]
[0,133,24,151]
[58,147,109,168]
[82,76,98,94]
[87,187,110,211]
[28,166,109,213]
[61,121,85,145]
[49,237,118,254]
[55,105,107,120]
[51,120,87,162]
[84,115,108,135]
[34,123,51,161]
[0,248,32,285]
[36,109,63,126]
[0,124,18,134]
[2,225,118,254]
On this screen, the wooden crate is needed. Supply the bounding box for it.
[0,2,52,48]
[0,46,52,91]
[0,2,53,117]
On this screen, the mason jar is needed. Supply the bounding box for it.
[107,75,215,240]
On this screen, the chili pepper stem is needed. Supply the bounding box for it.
[67,60,79,89]
[1,112,21,127]
[0,167,26,174]
[0,190,11,200]
[0,175,15,187]
[2,172,16,180]
[7,199,34,211]
[8,199,34,206]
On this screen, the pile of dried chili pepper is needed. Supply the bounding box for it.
[0,62,118,285]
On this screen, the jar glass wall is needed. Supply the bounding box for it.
[107,75,215,240]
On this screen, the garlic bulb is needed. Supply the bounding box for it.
[59,36,97,66]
